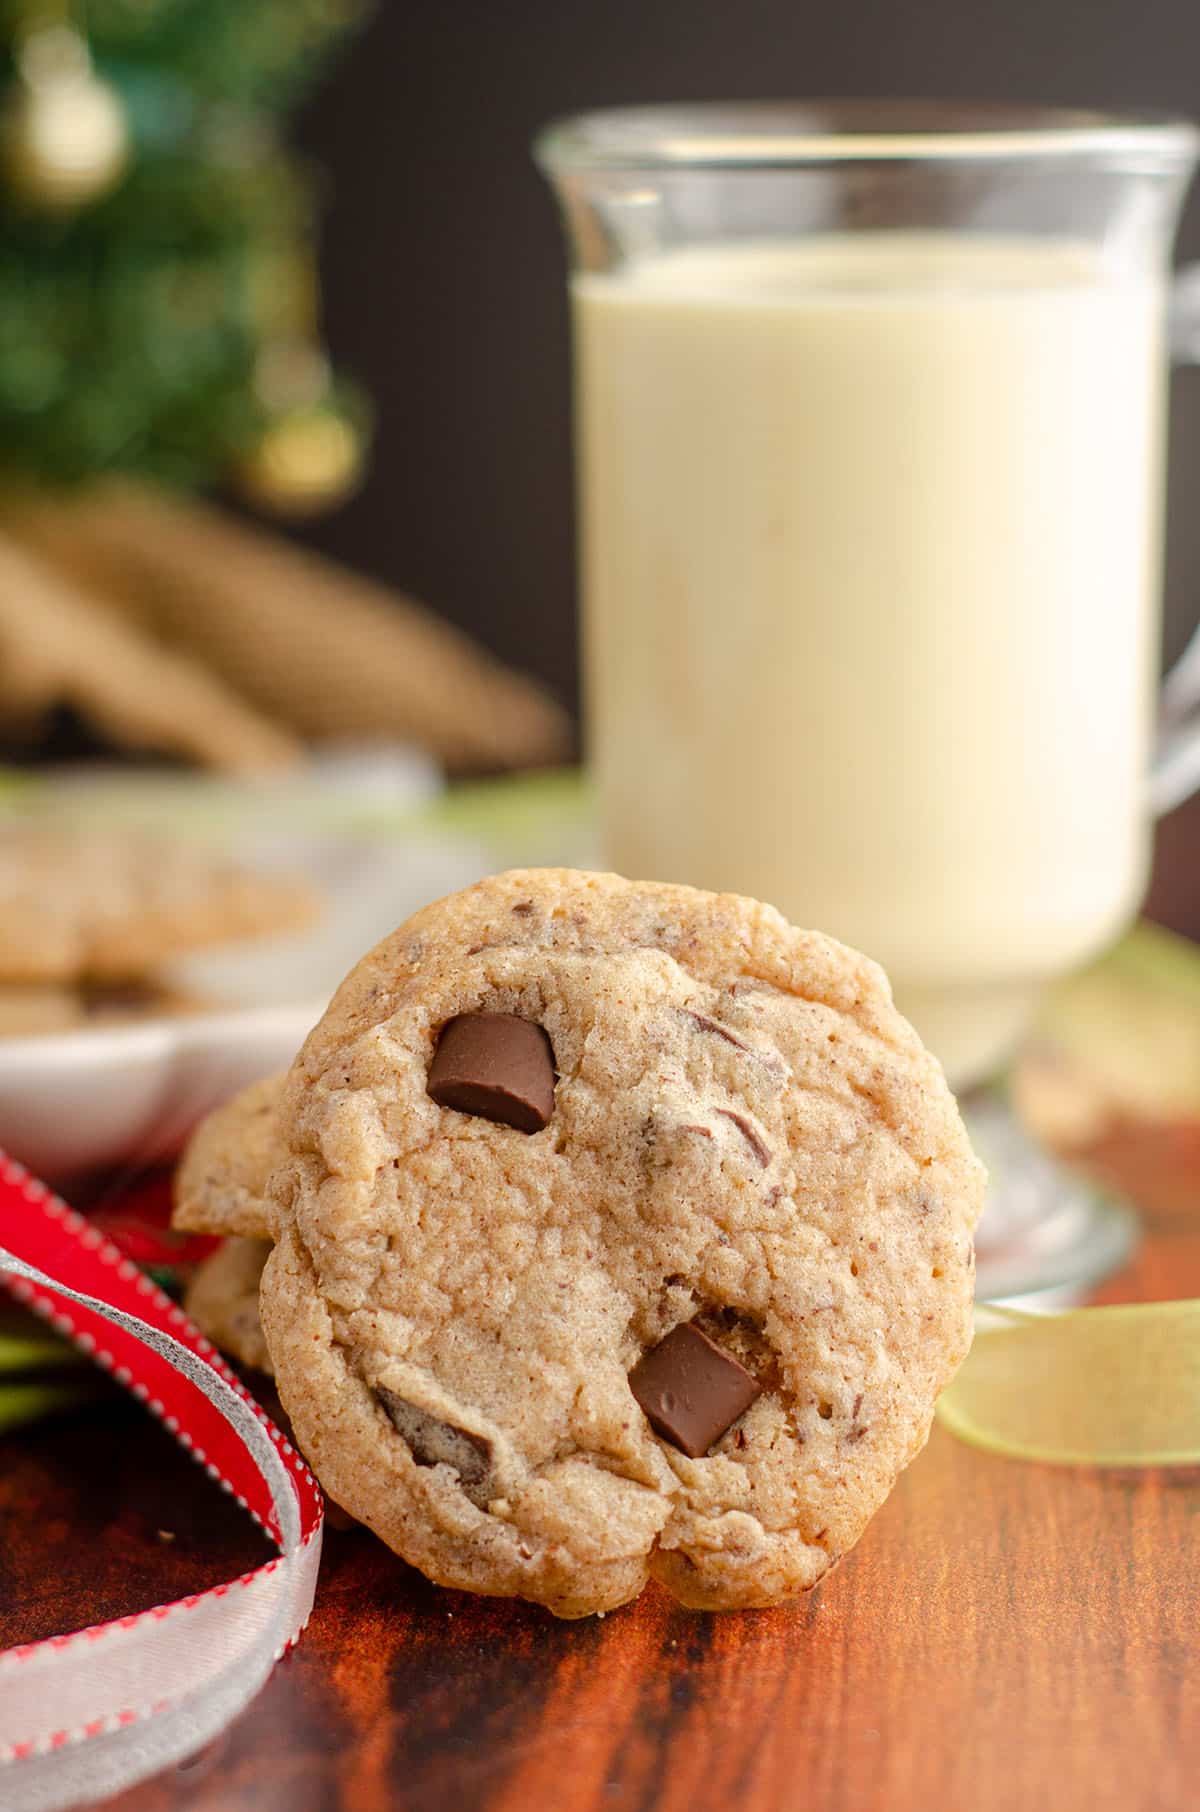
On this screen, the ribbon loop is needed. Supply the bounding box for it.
[0,1154,323,1812]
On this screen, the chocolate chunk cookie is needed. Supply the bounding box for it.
[184,1237,273,1373]
[173,1072,284,1239]
[260,869,984,1617]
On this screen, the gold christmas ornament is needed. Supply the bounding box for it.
[2,25,129,210]
[235,401,366,515]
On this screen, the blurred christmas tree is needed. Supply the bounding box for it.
[0,1,571,776]
[0,0,371,512]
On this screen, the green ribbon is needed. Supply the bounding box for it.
[937,1300,1200,1466]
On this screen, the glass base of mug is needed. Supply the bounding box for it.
[964,1087,1138,1305]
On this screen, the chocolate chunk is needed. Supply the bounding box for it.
[427,1013,556,1132]
[716,1109,771,1168]
[628,1321,762,1458]
[378,1391,492,1493]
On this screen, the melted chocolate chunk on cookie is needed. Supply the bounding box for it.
[378,1390,493,1501]
[629,1321,763,1458]
[690,1305,785,1397]
[427,1012,556,1132]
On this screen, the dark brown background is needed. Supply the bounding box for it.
[290,0,1200,718]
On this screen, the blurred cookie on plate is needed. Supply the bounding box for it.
[0,978,204,1039]
[0,824,316,984]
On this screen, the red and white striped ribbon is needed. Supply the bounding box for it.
[0,1152,324,1812]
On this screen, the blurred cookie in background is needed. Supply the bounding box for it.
[0,823,317,985]
[0,977,206,1039]
[184,1236,274,1374]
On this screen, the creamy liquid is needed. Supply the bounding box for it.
[574,237,1167,1085]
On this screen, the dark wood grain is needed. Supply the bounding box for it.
[1,1118,1197,1812]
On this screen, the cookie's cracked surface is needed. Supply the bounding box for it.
[260,868,984,1617]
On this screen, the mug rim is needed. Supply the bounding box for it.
[535,99,1200,172]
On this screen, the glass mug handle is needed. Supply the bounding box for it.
[1152,265,1200,815]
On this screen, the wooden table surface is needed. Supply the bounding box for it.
[3,799,1199,1812]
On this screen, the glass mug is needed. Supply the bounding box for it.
[537,102,1200,1092]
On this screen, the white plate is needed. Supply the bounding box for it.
[0,1000,322,1181]
[0,823,485,1181]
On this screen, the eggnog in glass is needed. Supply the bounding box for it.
[538,104,1200,1105]
[574,232,1163,1087]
